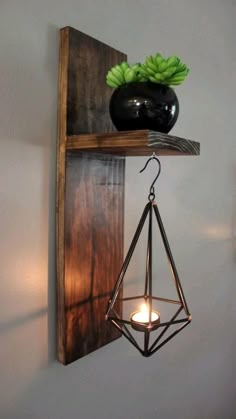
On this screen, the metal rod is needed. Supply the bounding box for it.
[153,203,190,316]
[144,330,150,355]
[108,317,149,328]
[116,295,144,302]
[116,296,182,304]
[110,319,144,355]
[149,306,183,352]
[157,318,189,328]
[106,202,151,317]
[148,321,190,356]
[108,315,188,330]
[151,296,182,305]
[144,224,150,298]
[112,308,140,348]
[115,296,182,307]
[148,203,153,324]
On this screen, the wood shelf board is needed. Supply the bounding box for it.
[67,130,200,156]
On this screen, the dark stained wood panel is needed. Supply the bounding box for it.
[57,27,127,364]
[64,152,124,364]
[57,27,69,363]
[67,27,126,134]
[66,130,200,156]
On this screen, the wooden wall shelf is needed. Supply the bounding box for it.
[67,130,200,156]
[57,26,200,365]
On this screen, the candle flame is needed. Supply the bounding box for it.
[140,303,149,313]
[131,303,160,326]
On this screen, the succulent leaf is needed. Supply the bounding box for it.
[124,68,135,82]
[106,79,118,88]
[146,67,156,76]
[154,73,165,82]
[145,58,157,72]
[164,66,177,77]
[111,68,125,84]
[149,76,158,83]
[138,66,149,76]
[106,54,189,88]
[155,53,163,66]
[107,71,121,86]
[120,62,129,71]
[158,61,168,73]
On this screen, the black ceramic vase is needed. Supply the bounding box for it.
[109,81,179,133]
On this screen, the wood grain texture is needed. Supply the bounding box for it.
[57,27,126,364]
[66,130,200,156]
[57,27,69,364]
[67,27,126,134]
[64,152,124,364]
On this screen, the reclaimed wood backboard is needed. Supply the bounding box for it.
[57,27,126,364]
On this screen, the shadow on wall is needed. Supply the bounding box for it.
[0,307,48,336]
[45,23,59,364]
[0,23,59,366]
[231,166,236,262]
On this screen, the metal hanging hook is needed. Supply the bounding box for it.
[139,153,161,201]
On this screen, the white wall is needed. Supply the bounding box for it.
[0,1,236,418]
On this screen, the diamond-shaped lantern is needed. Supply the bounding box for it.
[106,155,191,357]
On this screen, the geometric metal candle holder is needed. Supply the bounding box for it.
[106,154,192,357]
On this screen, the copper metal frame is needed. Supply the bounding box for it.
[106,198,192,357]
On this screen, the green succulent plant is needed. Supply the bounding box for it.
[106,62,146,88]
[106,53,189,88]
[140,53,189,86]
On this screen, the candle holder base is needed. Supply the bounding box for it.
[130,310,160,332]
